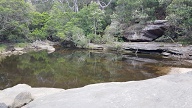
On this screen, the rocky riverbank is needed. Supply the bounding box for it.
[0,40,56,57]
[0,68,192,108]
[1,41,192,61]
[87,42,192,60]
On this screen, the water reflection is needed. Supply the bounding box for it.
[0,49,191,90]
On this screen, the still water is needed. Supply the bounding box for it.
[0,48,191,90]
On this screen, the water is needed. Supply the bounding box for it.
[0,48,191,90]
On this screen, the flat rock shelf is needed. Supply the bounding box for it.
[88,42,192,59]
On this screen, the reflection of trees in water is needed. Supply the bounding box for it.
[0,50,162,89]
[15,50,125,89]
[0,73,11,89]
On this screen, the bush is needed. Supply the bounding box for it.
[71,26,88,48]
[166,0,192,42]
[0,0,32,42]
[0,44,6,52]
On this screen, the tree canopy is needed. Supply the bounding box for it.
[0,0,191,44]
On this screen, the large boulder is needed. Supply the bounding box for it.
[12,92,33,108]
[0,84,64,108]
[0,84,31,107]
[123,20,169,42]
[30,40,56,53]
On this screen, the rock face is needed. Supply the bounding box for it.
[120,42,192,59]
[87,42,192,60]
[24,71,192,108]
[123,20,168,42]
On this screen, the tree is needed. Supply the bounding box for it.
[29,12,50,40]
[96,0,113,10]
[44,1,75,39]
[115,0,142,24]
[51,2,107,44]
[141,0,159,20]
[75,2,106,43]
[0,0,32,42]
[25,0,55,12]
[166,0,192,43]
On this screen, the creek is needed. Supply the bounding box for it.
[0,47,192,90]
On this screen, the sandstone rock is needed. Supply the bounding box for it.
[153,20,168,24]
[87,43,103,50]
[0,84,31,107]
[12,92,33,108]
[24,72,192,108]
[47,46,55,53]
[14,47,24,51]
[29,40,56,53]
[0,40,56,58]
[162,52,171,56]
[169,68,192,74]
[0,84,64,108]
[30,88,64,99]
[0,103,8,108]
[123,20,169,42]
[119,42,192,59]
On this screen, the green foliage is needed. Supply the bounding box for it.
[77,3,106,36]
[15,42,28,48]
[103,18,120,43]
[141,0,159,20]
[0,0,32,42]
[32,0,54,13]
[115,0,168,24]
[0,0,191,45]
[44,1,75,39]
[30,29,47,40]
[46,2,107,44]
[0,44,6,52]
[29,12,49,40]
[30,12,49,29]
[73,3,106,43]
[71,26,88,48]
[166,0,192,43]
[115,0,142,24]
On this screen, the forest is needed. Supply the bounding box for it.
[0,0,192,47]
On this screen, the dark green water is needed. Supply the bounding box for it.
[0,48,191,90]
